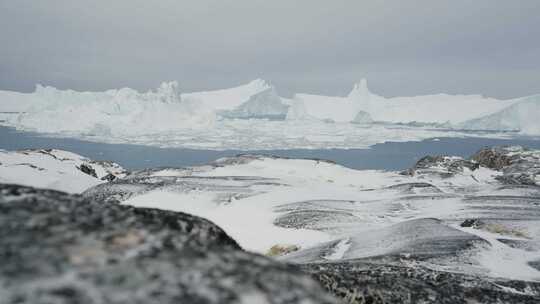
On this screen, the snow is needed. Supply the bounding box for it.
[457,226,540,281]
[0,149,125,193]
[125,189,333,253]
[324,238,351,260]
[116,155,540,281]
[123,157,396,252]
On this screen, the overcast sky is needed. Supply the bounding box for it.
[1,0,539,98]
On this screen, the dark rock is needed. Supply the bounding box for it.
[100,173,117,182]
[460,218,486,228]
[385,182,443,194]
[0,184,338,304]
[497,239,539,252]
[403,155,478,177]
[471,147,513,170]
[303,261,540,304]
[529,260,540,271]
[274,210,359,232]
[471,146,540,186]
[77,163,98,178]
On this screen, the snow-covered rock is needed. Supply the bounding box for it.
[83,147,540,284]
[471,146,540,186]
[3,146,540,303]
[0,149,126,193]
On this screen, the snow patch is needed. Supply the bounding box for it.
[0,149,125,193]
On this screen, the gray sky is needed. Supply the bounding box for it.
[1,0,539,99]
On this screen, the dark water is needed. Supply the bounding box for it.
[2,126,540,171]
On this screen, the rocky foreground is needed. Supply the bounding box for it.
[1,146,540,303]
[0,184,337,304]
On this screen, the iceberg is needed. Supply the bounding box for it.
[3,81,215,136]
[182,78,271,111]
[351,110,374,124]
[218,87,290,120]
[459,94,540,134]
[291,94,358,122]
[1,77,539,148]
[286,78,517,126]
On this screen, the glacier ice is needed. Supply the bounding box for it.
[218,87,290,120]
[351,111,374,124]
[0,78,539,150]
[4,82,215,136]
[182,78,271,112]
[459,94,540,135]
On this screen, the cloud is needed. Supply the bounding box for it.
[1,0,539,98]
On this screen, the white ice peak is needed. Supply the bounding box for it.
[245,78,272,91]
[155,81,181,103]
[348,78,371,100]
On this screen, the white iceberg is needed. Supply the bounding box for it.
[459,94,540,134]
[182,78,271,111]
[1,77,539,148]
[3,81,216,136]
[218,87,290,120]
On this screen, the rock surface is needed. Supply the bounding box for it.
[472,146,540,186]
[303,261,540,304]
[402,155,478,177]
[0,184,338,304]
[8,146,540,303]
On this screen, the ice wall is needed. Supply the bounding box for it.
[459,94,540,134]
[4,81,215,136]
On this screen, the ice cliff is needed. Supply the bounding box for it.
[0,78,539,136]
